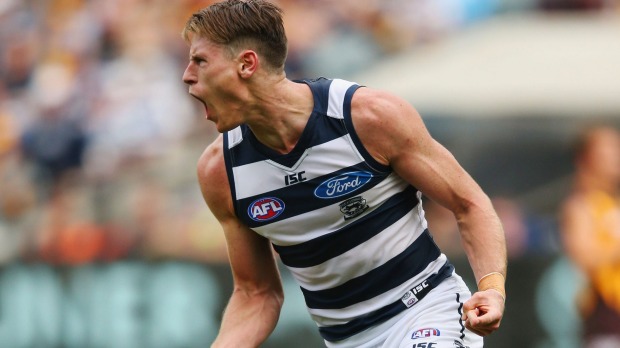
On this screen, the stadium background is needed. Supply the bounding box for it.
[1,0,619,347]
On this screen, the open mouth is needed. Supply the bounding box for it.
[189,93,209,118]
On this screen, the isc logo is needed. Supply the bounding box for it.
[411,343,436,348]
[412,280,429,295]
[247,197,285,222]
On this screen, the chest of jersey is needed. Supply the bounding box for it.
[229,130,399,245]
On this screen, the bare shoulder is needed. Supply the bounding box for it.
[197,135,224,179]
[197,135,234,220]
[351,87,418,125]
[350,87,429,165]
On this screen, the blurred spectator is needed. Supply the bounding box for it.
[34,175,105,265]
[0,95,18,157]
[0,156,38,264]
[0,2,38,95]
[18,50,89,194]
[559,125,620,347]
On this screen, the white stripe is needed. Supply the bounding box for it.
[254,173,409,244]
[287,212,426,291]
[227,126,243,148]
[415,190,428,230]
[327,79,357,119]
[232,136,363,200]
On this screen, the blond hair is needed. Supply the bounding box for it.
[182,0,288,72]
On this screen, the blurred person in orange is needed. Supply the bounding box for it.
[182,1,506,347]
[560,125,620,347]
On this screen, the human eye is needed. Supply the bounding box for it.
[190,55,206,65]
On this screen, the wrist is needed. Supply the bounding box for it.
[477,272,506,301]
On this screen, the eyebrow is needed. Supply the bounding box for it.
[189,52,205,61]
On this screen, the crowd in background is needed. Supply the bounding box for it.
[0,0,618,267]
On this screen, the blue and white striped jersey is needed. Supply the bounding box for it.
[222,77,450,345]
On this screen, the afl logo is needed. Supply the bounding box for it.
[314,171,373,199]
[248,197,285,222]
[411,328,440,339]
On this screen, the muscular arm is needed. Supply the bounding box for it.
[350,88,507,336]
[198,136,284,348]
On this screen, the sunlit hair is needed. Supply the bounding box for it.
[182,0,288,72]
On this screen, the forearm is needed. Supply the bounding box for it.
[212,288,283,348]
[456,197,507,283]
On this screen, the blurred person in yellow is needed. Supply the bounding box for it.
[560,125,620,347]
[182,1,506,347]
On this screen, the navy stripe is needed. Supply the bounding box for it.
[228,113,348,167]
[239,163,389,228]
[321,299,404,342]
[298,77,332,115]
[222,134,240,218]
[274,185,419,268]
[342,86,391,173]
[301,229,440,309]
[457,293,465,339]
[318,261,454,341]
[226,125,257,166]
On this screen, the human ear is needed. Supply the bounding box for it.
[238,50,258,79]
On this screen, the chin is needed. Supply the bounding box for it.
[215,122,238,133]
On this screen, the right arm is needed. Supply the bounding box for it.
[350,88,506,336]
[198,136,284,348]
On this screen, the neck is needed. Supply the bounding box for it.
[244,77,313,154]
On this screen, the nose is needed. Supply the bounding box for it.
[182,64,196,85]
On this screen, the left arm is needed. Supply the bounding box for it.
[350,87,507,336]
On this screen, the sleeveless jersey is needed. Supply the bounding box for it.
[222,78,451,344]
[585,190,620,313]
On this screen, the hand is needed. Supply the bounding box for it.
[461,289,505,336]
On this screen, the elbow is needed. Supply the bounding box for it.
[265,277,285,308]
[234,282,285,311]
[452,193,504,247]
[272,284,285,309]
[269,286,285,322]
[452,192,494,224]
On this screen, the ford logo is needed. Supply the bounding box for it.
[314,171,373,199]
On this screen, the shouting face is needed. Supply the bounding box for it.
[182,34,244,132]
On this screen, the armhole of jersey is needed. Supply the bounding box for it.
[342,85,392,173]
[222,132,240,219]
